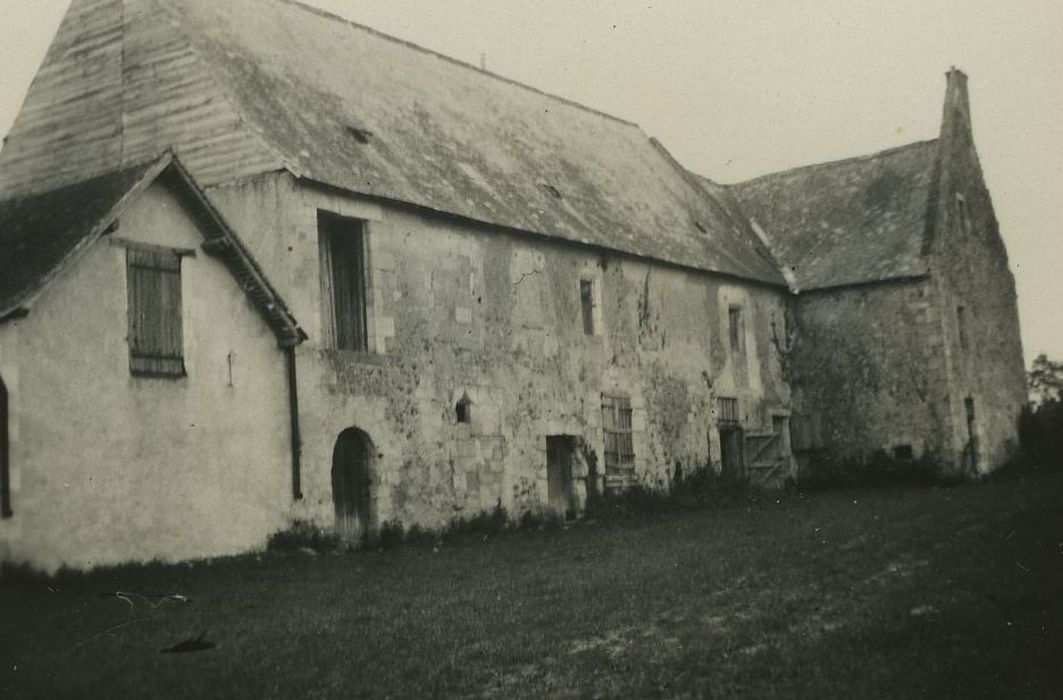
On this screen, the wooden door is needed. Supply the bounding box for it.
[719,428,745,480]
[547,436,576,518]
[332,429,371,542]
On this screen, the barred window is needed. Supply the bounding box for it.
[127,248,185,377]
[602,394,635,477]
[717,397,740,426]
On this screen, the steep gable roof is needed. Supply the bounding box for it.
[0,153,305,346]
[0,159,160,320]
[728,140,940,292]
[0,0,784,287]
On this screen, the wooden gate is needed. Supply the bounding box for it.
[744,416,791,487]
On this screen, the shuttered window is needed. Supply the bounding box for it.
[602,394,635,479]
[127,248,185,377]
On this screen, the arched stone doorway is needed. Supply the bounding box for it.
[331,428,372,543]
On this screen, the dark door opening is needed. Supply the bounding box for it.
[1,374,10,518]
[964,397,979,473]
[719,427,745,481]
[546,436,578,519]
[332,428,372,543]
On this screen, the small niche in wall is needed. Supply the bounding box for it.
[892,444,914,461]
[455,393,473,425]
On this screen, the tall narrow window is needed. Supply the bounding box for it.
[1,374,10,518]
[319,213,368,352]
[580,278,596,335]
[957,305,969,350]
[602,394,635,481]
[127,248,185,377]
[728,305,745,356]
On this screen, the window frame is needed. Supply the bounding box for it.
[319,212,371,353]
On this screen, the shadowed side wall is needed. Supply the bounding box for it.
[788,279,953,472]
[928,72,1026,474]
[207,173,793,532]
[0,180,291,572]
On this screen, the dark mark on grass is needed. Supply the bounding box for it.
[160,630,216,654]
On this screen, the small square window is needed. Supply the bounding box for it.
[456,395,472,424]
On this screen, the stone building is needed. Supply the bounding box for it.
[0,0,1024,571]
[733,69,1027,476]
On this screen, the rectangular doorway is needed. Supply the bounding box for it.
[719,427,745,480]
[964,397,980,472]
[547,436,578,519]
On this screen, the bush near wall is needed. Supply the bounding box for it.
[1018,401,1063,470]
[796,451,953,491]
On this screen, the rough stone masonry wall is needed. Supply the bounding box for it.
[929,92,1027,474]
[788,278,954,473]
[207,173,792,533]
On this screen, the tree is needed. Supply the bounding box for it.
[1028,354,1063,406]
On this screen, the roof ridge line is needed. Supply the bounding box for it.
[727,138,939,188]
[647,137,785,283]
[270,0,641,129]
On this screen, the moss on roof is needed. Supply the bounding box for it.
[729,140,939,291]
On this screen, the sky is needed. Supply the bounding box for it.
[1,0,1060,364]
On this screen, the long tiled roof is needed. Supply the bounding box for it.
[0,0,784,286]
[728,140,940,291]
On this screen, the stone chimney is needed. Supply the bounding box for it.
[940,67,973,145]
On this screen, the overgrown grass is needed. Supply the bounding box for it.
[3,470,1061,698]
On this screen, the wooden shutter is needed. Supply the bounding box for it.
[128,248,185,377]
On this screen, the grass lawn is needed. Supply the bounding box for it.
[2,470,1062,699]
